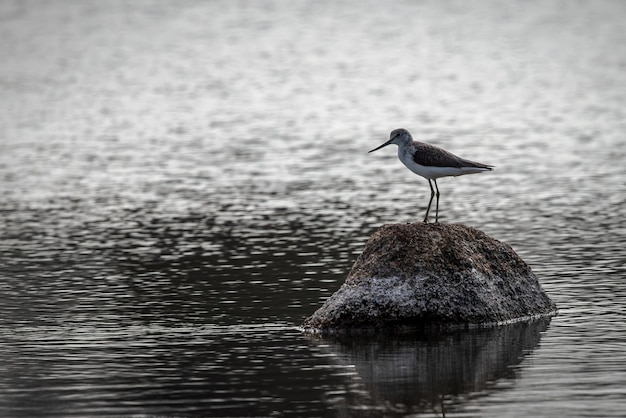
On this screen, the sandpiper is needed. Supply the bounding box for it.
[369,128,493,223]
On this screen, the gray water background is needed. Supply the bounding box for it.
[1,0,626,416]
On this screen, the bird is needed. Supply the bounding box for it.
[368,128,493,223]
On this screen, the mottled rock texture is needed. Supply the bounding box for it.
[302,223,556,332]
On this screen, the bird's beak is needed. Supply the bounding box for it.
[368,139,392,153]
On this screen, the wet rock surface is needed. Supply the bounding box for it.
[302,223,556,333]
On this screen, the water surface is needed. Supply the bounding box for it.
[1,1,626,416]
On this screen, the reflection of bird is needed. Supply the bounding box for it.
[369,128,493,223]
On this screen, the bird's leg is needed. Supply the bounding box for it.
[434,179,440,223]
[424,179,435,223]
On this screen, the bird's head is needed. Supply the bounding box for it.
[368,128,412,153]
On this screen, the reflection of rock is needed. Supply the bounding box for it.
[303,223,556,332]
[311,317,551,416]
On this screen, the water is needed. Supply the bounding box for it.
[1,0,626,416]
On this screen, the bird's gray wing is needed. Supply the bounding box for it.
[413,142,492,169]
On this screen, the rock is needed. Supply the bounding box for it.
[302,223,556,333]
